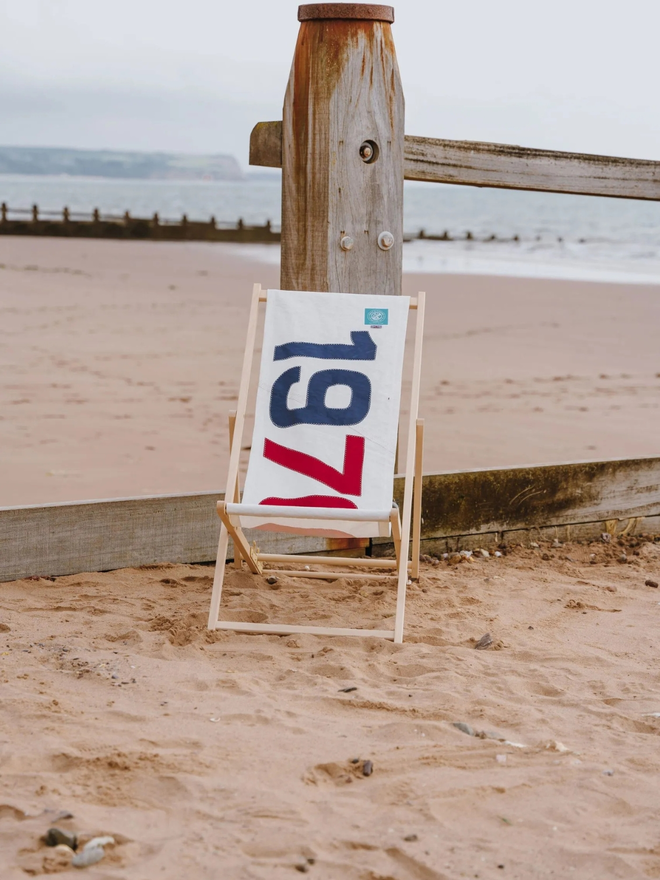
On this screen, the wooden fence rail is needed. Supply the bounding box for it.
[250,122,660,202]
[2,457,659,583]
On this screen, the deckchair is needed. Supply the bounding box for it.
[207,284,425,643]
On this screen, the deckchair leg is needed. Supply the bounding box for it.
[208,523,230,628]
[390,505,407,644]
[227,411,243,569]
[393,559,409,645]
[411,418,424,579]
[390,506,402,562]
[217,503,263,574]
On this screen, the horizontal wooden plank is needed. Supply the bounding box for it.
[250,121,283,168]
[0,492,363,583]
[250,121,660,201]
[2,457,660,582]
[394,457,660,542]
[404,136,660,200]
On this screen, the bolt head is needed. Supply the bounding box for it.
[378,230,394,251]
[340,235,354,251]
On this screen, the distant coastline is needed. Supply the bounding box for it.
[0,146,244,182]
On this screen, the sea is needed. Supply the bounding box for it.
[2,173,660,284]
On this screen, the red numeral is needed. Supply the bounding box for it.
[263,435,364,495]
[259,494,357,509]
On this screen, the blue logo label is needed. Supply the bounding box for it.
[364,308,388,326]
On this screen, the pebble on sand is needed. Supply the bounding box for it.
[44,827,78,850]
[72,846,105,868]
[452,722,475,737]
[474,633,493,650]
[71,836,115,869]
[42,845,75,871]
[645,579,658,588]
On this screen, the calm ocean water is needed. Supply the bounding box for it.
[2,173,660,283]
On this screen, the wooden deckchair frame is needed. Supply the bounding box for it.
[207,283,425,643]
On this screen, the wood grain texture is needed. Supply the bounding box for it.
[252,124,660,202]
[404,136,660,200]
[3,457,660,583]
[386,456,660,544]
[0,492,352,583]
[249,121,282,168]
[281,16,404,294]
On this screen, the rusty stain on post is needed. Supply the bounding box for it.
[281,4,404,294]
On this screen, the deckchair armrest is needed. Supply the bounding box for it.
[224,502,396,522]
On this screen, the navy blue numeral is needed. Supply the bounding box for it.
[270,367,371,428]
[273,331,376,362]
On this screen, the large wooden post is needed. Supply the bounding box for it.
[281,3,404,295]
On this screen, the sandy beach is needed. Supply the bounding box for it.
[1,237,659,507]
[2,542,660,878]
[2,237,660,878]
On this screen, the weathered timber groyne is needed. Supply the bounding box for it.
[0,203,280,243]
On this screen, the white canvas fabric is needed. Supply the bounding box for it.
[238,289,409,537]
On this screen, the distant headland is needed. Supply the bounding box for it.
[0,146,245,181]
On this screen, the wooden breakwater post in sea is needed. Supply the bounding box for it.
[2,1,660,581]
[0,202,280,244]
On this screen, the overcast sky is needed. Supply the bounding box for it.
[1,0,659,168]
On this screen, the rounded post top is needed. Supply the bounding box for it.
[298,4,394,23]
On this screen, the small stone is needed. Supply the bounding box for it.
[478,548,490,558]
[339,686,357,693]
[84,836,115,849]
[618,553,627,564]
[452,721,475,736]
[552,539,561,548]
[645,579,659,588]
[295,864,310,873]
[266,576,278,585]
[286,638,301,648]
[449,553,461,564]
[530,542,539,549]
[494,551,502,558]
[603,769,614,776]
[403,833,418,842]
[475,633,493,650]
[362,760,373,776]
[601,533,612,543]
[541,553,551,560]
[528,625,534,630]
[42,845,74,871]
[72,845,105,868]
[350,757,360,764]
[44,827,77,850]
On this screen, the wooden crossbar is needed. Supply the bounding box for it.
[250,121,660,202]
[213,622,396,639]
